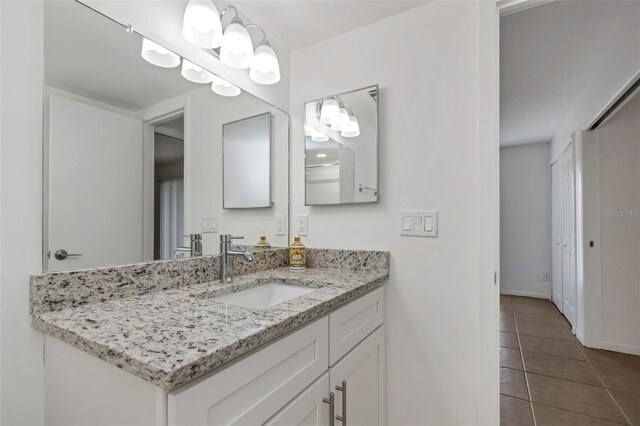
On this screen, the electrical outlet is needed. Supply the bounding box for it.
[296,215,308,236]
[275,216,286,236]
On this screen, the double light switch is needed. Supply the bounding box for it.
[401,211,438,237]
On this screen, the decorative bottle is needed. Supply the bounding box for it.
[289,236,306,270]
[256,231,271,250]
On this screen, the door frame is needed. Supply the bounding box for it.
[138,97,188,262]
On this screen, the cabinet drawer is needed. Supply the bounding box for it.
[265,373,330,426]
[168,317,329,426]
[329,287,384,365]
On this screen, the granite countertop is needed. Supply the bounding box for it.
[32,266,387,391]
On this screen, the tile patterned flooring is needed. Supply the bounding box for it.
[500,295,640,425]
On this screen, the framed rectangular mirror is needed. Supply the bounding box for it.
[223,112,272,208]
[42,0,289,271]
[304,85,379,205]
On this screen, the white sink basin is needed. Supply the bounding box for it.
[216,284,315,309]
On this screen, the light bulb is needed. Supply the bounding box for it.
[141,38,181,68]
[250,41,280,85]
[220,18,254,69]
[211,75,241,97]
[182,0,223,48]
[181,59,214,84]
[341,115,360,138]
[320,98,339,125]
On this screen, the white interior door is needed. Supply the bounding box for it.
[560,145,577,327]
[48,95,144,271]
[551,161,563,311]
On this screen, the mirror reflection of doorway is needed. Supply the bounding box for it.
[153,115,184,260]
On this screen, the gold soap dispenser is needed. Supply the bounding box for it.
[256,230,271,250]
[289,236,306,270]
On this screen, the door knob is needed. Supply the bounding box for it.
[54,249,82,260]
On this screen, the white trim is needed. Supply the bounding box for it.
[601,342,640,357]
[500,289,551,299]
[497,0,556,17]
[549,133,574,166]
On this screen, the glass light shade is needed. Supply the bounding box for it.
[249,42,280,85]
[320,99,339,125]
[311,130,329,142]
[341,116,361,137]
[181,59,214,84]
[211,75,241,97]
[220,19,254,69]
[141,38,181,68]
[330,107,350,131]
[182,0,223,48]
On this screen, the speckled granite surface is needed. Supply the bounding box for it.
[31,248,288,314]
[32,265,388,391]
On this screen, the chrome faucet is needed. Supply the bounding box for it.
[173,234,203,258]
[220,235,255,283]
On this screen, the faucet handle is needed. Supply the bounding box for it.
[220,234,244,243]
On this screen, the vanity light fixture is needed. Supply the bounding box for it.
[181,2,281,85]
[181,59,214,84]
[219,6,254,69]
[316,153,327,158]
[320,98,340,125]
[330,104,350,131]
[341,114,361,138]
[141,38,181,68]
[211,75,241,97]
[304,124,314,137]
[182,0,223,48]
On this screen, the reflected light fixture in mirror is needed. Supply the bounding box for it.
[141,38,181,68]
[311,130,329,142]
[211,75,241,97]
[181,59,214,84]
[182,0,222,48]
[342,114,361,138]
[320,98,340,124]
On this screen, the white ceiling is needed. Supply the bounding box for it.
[229,1,428,51]
[500,0,636,146]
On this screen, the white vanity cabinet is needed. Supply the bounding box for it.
[44,287,385,426]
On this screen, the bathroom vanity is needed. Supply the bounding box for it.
[31,248,388,425]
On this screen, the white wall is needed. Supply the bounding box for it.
[79,0,290,112]
[550,2,640,159]
[500,142,551,298]
[290,2,499,424]
[0,1,45,424]
[593,93,640,354]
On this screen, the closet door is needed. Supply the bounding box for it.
[561,145,577,327]
[551,161,563,312]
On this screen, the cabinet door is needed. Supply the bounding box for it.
[265,373,330,426]
[329,326,385,426]
[168,317,329,425]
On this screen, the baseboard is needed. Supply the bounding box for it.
[601,342,640,356]
[500,289,550,299]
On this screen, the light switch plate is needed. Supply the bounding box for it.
[296,215,308,236]
[276,216,286,236]
[201,217,217,233]
[400,211,438,237]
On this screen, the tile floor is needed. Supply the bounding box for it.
[500,295,640,426]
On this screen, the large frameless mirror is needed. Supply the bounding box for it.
[43,0,289,272]
[304,85,379,205]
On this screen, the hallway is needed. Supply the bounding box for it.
[500,295,640,425]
